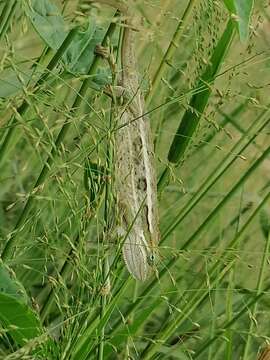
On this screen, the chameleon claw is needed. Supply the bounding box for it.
[95,44,110,59]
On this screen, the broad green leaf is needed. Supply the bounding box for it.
[0,263,28,302]
[26,0,66,50]
[64,20,105,75]
[0,264,43,347]
[223,0,254,42]
[0,67,34,99]
[223,0,235,13]
[0,293,42,347]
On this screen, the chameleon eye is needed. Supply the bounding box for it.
[147,253,155,266]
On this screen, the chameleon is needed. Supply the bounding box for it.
[93,0,160,281]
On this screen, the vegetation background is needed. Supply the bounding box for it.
[0,0,269,359]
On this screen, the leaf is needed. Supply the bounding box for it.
[0,294,42,347]
[0,263,43,347]
[223,0,235,13]
[26,0,66,50]
[0,67,35,99]
[63,20,105,75]
[0,263,28,302]
[166,20,235,165]
[223,0,254,42]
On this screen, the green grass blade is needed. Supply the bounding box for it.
[242,210,270,359]
[145,0,196,106]
[223,0,254,42]
[1,19,116,261]
[161,108,270,242]
[0,27,78,167]
[141,189,270,359]
[0,0,17,41]
[158,19,235,191]
[167,20,235,163]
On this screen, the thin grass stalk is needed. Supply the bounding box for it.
[71,279,130,360]
[40,232,82,323]
[242,219,270,359]
[217,107,264,152]
[0,0,16,40]
[97,104,115,360]
[96,20,124,357]
[169,201,253,298]
[141,189,270,359]
[1,20,116,261]
[195,101,247,153]
[106,144,270,343]
[158,20,235,192]
[225,187,244,359]
[0,27,78,167]
[145,0,196,106]
[195,281,270,358]
[161,108,270,242]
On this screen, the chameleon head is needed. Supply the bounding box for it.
[122,230,157,282]
[146,250,159,267]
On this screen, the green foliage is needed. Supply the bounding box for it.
[0,293,42,347]
[0,263,28,302]
[167,20,235,164]
[84,160,105,205]
[63,20,104,75]
[0,264,43,348]
[223,0,254,41]
[0,1,269,359]
[26,0,66,50]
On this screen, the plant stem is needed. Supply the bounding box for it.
[1,22,115,261]
[161,108,270,243]
[97,110,114,360]
[142,189,270,360]
[0,0,17,41]
[111,143,270,339]
[158,20,235,192]
[145,0,196,106]
[242,218,270,359]
[0,27,78,167]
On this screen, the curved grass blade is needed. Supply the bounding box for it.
[223,0,254,42]
[0,27,78,167]
[158,19,235,191]
[141,189,270,359]
[1,19,115,261]
[0,0,17,41]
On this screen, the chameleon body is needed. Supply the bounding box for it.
[95,0,160,281]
